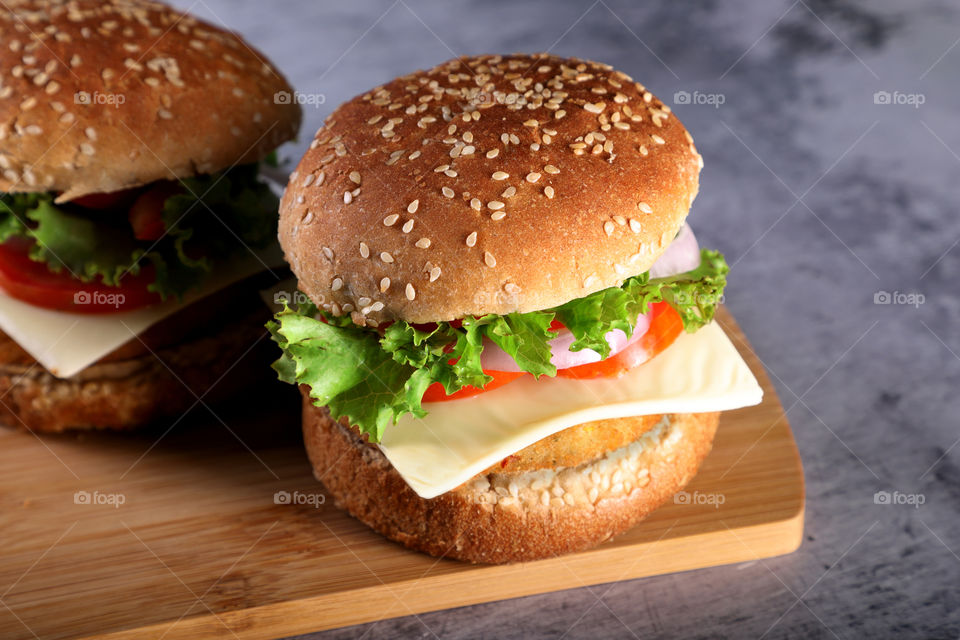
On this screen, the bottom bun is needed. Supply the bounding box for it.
[302,395,720,564]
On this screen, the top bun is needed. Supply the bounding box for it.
[0,0,301,201]
[279,53,700,325]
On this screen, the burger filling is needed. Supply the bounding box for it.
[269,231,728,442]
[0,162,279,313]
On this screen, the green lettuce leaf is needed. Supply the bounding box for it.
[0,163,278,299]
[269,249,729,442]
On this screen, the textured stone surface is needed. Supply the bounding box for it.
[177,0,960,637]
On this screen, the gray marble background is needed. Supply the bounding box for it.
[172,0,960,637]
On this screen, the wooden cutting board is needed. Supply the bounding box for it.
[0,307,803,640]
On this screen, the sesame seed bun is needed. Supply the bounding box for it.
[279,53,700,324]
[0,0,302,201]
[303,397,719,564]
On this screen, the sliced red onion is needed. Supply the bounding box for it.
[649,224,700,279]
[480,312,651,372]
[478,225,700,373]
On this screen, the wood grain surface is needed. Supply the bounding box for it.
[0,307,803,639]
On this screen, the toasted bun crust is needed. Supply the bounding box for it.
[279,53,701,324]
[0,307,269,432]
[303,399,719,564]
[0,0,301,201]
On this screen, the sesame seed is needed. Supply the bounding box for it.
[492,171,510,181]
[349,171,361,184]
[331,278,343,291]
[380,277,391,292]
[491,211,506,220]
[383,213,399,226]
[463,131,473,143]
[415,237,431,249]
[470,198,482,211]
[488,201,505,210]
[544,186,555,199]
[584,102,605,114]
[381,252,394,263]
[402,219,415,233]
[544,164,560,174]
[444,169,457,178]
[525,172,541,183]
[651,134,665,145]
[629,219,642,233]
[371,301,385,312]
[359,242,370,258]
[638,202,653,213]
[466,231,477,247]
[343,191,353,204]
[357,297,371,307]
[407,199,420,213]
[604,221,615,236]
[442,186,455,198]
[484,251,497,268]
[501,186,517,198]
[429,266,441,282]
[486,148,500,159]
[405,283,416,300]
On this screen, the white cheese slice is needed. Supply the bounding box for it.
[379,322,763,499]
[0,244,285,378]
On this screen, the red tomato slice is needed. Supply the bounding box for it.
[71,188,140,211]
[420,302,684,401]
[557,302,683,379]
[421,370,526,403]
[0,238,161,313]
[128,182,181,241]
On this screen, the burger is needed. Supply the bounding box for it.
[0,0,301,432]
[271,53,762,563]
